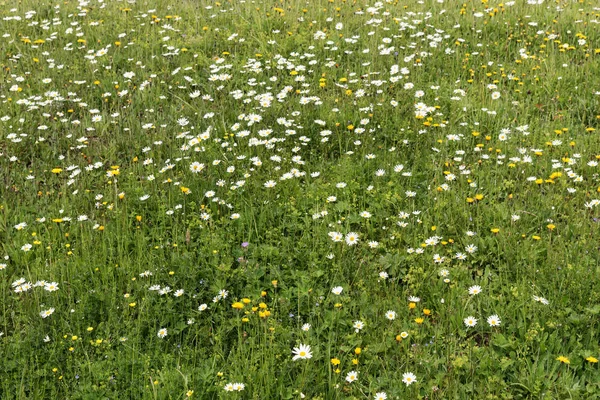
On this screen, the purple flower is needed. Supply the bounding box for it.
[241,242,249,248]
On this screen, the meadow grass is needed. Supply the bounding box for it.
[1,0,600,398]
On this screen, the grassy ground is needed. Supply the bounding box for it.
[1,0,600,398]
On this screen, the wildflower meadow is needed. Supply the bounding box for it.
[2,0,600,398]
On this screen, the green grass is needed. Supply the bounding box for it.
[1,0,600,398]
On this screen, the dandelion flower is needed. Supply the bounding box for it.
[556,356,570,364]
